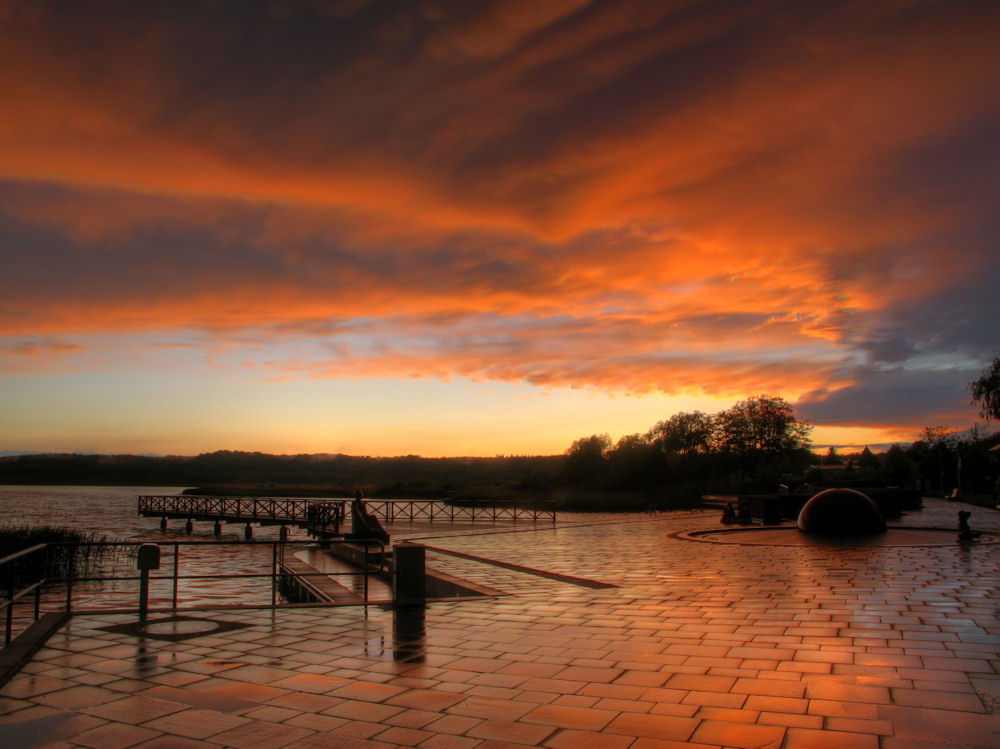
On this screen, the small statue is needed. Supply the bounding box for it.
[958,510,980,542]
[721,502,736,524]
[350,489,389,544]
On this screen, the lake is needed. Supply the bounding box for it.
[1,485,311,625]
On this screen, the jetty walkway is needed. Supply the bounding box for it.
[138,495,555,536]
[137,495,346,536]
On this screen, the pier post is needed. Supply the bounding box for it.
[213,521,222,537]
[244,523,253,540]
[160,517,167,531]
[393,543,426,607]
[185,518,193,534]
[137,544,160,620]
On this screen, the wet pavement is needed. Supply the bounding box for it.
[2,498,999,748]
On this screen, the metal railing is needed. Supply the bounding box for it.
[2,544,50,645]
[364,499,556,523]
[1,539,386,647]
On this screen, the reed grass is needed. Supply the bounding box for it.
[0,525,136,588]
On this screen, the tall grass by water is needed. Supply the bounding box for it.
[0,525,136,588]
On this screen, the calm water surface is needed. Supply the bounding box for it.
[1,486,310,621]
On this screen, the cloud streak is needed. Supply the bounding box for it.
[1,0,997,451]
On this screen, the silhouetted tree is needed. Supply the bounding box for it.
[564,434,612,484]
[606,433,659,490]
[909,427,959,494]
[882,444,916,486]
[970,357,1000,421]
[706,395,812,489]
[857,446,881,473]
[648,411,713,455]
[713,395,812,455]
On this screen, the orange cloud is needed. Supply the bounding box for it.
[0,0,996,439]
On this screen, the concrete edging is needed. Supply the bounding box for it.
[0,611,69,689]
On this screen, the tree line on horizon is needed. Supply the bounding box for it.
[561,378,1000,502]
[3,361,998,507]
[563,394,813,498]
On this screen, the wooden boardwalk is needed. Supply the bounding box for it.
[138,495,346,535]
[138,495,556,532]
[278,550,366,605]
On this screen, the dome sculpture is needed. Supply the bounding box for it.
[797,488,887,534]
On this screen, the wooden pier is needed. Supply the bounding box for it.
[138,495,555,534]
[137,495,346,537]
[360,499,555,523]
[278,550,369,605]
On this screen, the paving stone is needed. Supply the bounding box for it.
[2,500,999,748]
[785,726,880,748]
[757,710,823,729]
[131,736,209,748]
[72,721,162,749]
[543,728,634,748]
[142,706,251,739]
[689,719,786,747]
[733,676,806,698]
[418,735,482,749]
[321,698,404,723]
[467,717,556,745]
[207,718,313,748]
[604,712,699,742]
[889,687,987,712]
[521,703,618,731]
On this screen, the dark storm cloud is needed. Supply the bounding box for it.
[798,363,984,429]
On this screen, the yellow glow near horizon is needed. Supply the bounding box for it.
[0,3,994,457]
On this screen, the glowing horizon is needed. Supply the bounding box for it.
[1,1,997,458]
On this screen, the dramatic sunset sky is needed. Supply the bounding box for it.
[1,0,997,457]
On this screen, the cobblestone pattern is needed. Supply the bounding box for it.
[1,499,999,747]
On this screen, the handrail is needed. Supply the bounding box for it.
[0,543,48,568]
[360,539,386,604]
[1,538,383,648]
[3,543,50,645]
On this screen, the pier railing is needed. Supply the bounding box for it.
[1,539,384,652]
[363,499,556,523]
[138,495,346,526]
[138,495,556,529]
[1,543,50,646]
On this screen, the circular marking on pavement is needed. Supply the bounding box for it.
[677,526,997,546]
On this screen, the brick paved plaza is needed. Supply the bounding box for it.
[2,498,999,748]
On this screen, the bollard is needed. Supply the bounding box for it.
[214,520,222,537]
[763,496,781,525]
[393,543,426,607]
[244,523,253,540]
[185,518,193,534]
[160,517,167,531]
[136,544,160,619]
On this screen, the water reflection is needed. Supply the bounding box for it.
[134,640,157,677]
[1,486,317,625]
[393,605,426,663]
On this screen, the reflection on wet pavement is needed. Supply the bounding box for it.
[1,498,999,747]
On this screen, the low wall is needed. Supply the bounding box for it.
[325,541,495,600]
[707,489,924,523]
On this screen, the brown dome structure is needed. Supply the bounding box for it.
[797,488,887,534]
